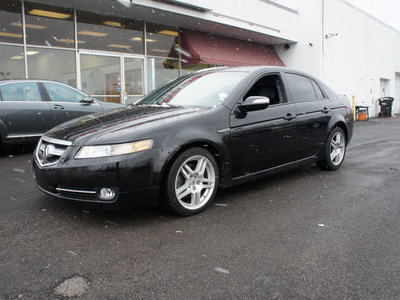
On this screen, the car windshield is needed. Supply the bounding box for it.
[134,71,247,108]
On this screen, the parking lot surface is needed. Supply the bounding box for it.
[1,118,400,299]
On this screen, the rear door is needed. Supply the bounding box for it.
[230,73,298,178]
[0,82,51,140]
[41,82,104,128]
[284,73,332,159]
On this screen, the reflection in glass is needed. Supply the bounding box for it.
[27,48,76,86]
[77,11,144,54]
[80,54,121,103]
[0,82,42,102]
[43,82,86,102]
[125,58,144,96]
[146,23,179,58]
[0,0,23,44]
[137,71,247,108]
[147,57,179,92]
[181,63,218,76]
[0,45,25,79]
[24,3,74,48]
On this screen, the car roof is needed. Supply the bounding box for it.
[194,66,315,77]
[0,78,65,84]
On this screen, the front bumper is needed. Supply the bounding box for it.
[32,145,161,208]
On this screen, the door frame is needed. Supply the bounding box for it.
[77,50,145,104]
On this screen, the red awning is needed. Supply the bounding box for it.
[180,29,285,67]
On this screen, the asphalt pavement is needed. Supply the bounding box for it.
[1,118,400,299]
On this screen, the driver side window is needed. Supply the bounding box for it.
[244,74,285,105]
[43,82,86,103]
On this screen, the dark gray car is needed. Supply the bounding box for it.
[0,79,123,147]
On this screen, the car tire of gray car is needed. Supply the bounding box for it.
[317,127,347,171]
[165,147,219,216]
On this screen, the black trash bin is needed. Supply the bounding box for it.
[378,97,394,117]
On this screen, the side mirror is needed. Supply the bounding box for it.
[238,96,270,112]
[80,96,95,104]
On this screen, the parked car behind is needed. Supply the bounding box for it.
[0,79,123,147]
[33,67,354,216]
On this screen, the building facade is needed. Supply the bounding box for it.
[1,0,399,116]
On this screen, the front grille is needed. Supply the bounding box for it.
[35,137,72,167]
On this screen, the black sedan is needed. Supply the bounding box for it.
[0,79,123,147]
[33,67,353,216]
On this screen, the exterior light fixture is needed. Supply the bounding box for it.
[325,33,339,39]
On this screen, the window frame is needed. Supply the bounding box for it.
[40,81,87,103]
[284,72,320,103]
[311,79,328,100]
[240,72,288,106]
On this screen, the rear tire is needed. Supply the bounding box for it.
[317,127,346,171]
[164,147,219,216]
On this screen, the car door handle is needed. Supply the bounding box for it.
[283,113,296,121]
[322,107,331,114]
[53,104,65,110]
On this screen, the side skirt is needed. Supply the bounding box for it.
[231,156,319,186]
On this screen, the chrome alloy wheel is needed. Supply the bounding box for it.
[330,131,345,166]
[174,155,216,210]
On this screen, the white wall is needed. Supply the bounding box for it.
[275,0,324,79]
[276,0,400,116]
[124,0,299,43]
[324,0,400,116]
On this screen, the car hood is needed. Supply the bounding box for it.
[45,104,205,145]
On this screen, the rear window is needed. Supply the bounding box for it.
[0,82,42,102]
[311,80,325,99]
[285,73,317,102]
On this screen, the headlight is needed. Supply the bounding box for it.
[75,139,153,159]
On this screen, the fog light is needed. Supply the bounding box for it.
[99,188,116,201]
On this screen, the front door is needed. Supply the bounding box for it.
[79,52,144,104]
[230,73,298,179]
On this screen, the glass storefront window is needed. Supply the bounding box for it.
[24,3,74,48]
[147,57,179,92]
[146,23,179,58]
[80,54,121,103]
[27,47,76,86]
[125,58,144,95]
[0,0,23,44]
[77,11,144,54]
[0,45,25,79]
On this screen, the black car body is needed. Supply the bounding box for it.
[33,67,353,216]
[0,79,123,147]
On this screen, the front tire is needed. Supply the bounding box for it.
[165,147,219,216]
[317,127,346,170]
